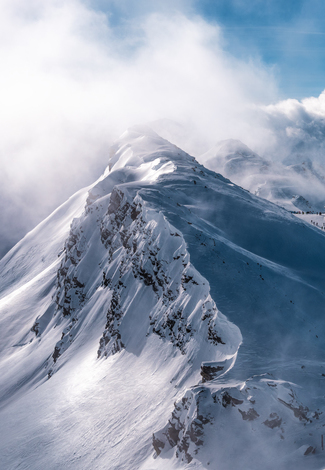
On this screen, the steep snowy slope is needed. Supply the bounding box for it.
[201,139,325,212]
[1,127,325,470]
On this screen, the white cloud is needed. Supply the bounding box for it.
[0,0,279,256]
[258,91,325,162]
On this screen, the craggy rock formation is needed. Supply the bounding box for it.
[153,374,324,466]
[30,185,239,378]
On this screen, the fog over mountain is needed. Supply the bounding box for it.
[0,0,280,258]
[199,136,325,213]
[3,6,325,258]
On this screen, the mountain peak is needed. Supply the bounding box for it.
[1,130,325,469]
[106,125,188,175]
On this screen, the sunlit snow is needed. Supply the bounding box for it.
[1,127,325,470]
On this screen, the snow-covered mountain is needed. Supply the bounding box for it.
[1,126,325,470]
[201,139,325,212]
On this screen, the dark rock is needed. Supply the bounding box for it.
[130,205,141,221]
[207,324,225,345]
[201,364,224,383]
[107,188,123,215]
[304,446,316,455]
[238,408,260,421]
[52,346,61,363]
[31,321,40,336]
[263,413,282,429]
[278,398,310,422]
[221,391,244,408]
[152,434,165,456]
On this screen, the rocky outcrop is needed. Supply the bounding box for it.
[28,182,239,377]
[200,357,236,383]
[153,388,213,463]
[95,188,238,358]
[153,375,323,466]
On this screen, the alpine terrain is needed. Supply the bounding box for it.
[201,139,325,213]
[0,126,325,470]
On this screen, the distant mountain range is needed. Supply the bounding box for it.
[201,138,325,213]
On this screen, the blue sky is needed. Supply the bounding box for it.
[197,0,325,99]
[89,0,325,99]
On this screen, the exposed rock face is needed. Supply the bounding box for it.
[263,413,282,429]
[153,387,213,464]
[200,357,236,383]
[153,375,323,466]
[29,182,239,377]
[200,364,224,382]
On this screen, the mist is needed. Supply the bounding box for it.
[1,0,325,258]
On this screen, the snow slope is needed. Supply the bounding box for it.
[1,126,325,469]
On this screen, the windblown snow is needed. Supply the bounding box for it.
[1,126,325,470]
[201,138,325,213]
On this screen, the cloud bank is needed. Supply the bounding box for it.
[262,92,325,163]
[3,0,325,258]
[0,0,282,257]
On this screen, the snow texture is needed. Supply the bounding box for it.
[1,126,325,469]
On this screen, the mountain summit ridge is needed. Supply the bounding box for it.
[0,127,325,469]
